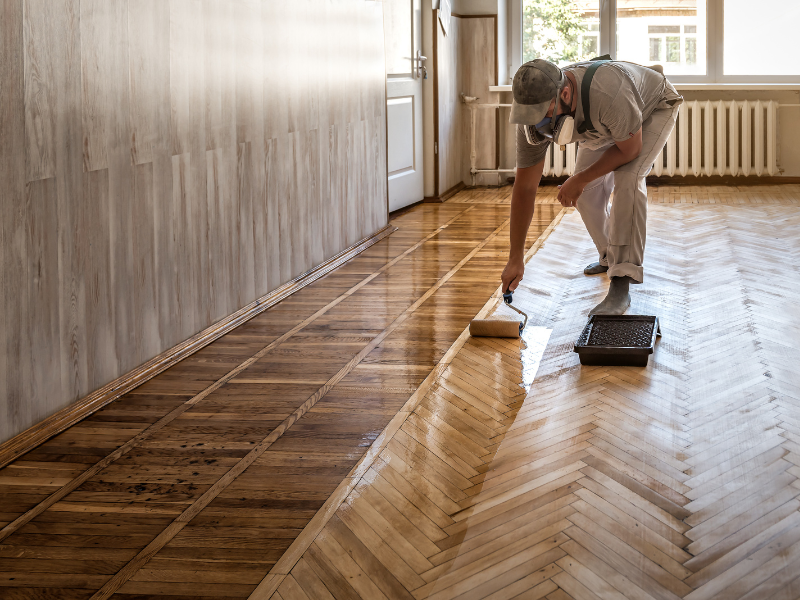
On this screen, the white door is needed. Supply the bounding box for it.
[384,0,425,212]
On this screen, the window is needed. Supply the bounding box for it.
[645,25,696,66]
[583,35,598,57]
[666,37,680,62]
[619,4,706,76]
[649,37,661,62]
[685,37,696,65]
[512,0,800,84]
[582,22,599,57]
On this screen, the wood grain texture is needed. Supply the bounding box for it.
[266,187,800,599]
[0,223,396,471]
[436,15,496,194]
[0,188,561,599]
[436,15,461,197]
[456,16,497,187]
[0,0,388,446]
[1,0,28,505]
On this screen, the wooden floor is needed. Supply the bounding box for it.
[0,187,560,599]
[3,184,800,600]
[263,185,800,600]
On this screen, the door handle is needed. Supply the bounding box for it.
[414,50,428,79]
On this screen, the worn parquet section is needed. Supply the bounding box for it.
[269,196,800,600]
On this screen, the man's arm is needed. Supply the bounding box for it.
[501,160,545,292]
[556,128,643,207]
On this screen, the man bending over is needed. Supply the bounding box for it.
[501,57,681,314]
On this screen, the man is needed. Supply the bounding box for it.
[500,57,682,314]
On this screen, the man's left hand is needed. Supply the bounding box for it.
[557,174,586,207]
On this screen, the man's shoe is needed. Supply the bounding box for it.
[584,262,609,275]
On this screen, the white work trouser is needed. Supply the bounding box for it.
[574,104,678,283]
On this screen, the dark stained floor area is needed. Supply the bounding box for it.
[0,187,561,599]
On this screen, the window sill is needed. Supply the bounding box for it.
[489,83,800,93]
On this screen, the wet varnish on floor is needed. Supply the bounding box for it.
[3,184,800,600]
[0,187,560,599]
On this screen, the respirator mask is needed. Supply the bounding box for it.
[524,79,575,148]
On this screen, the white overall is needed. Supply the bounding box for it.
[574,103,679,283]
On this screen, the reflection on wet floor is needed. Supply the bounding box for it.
[263,210,568,599]
[0,187,562,599]
[268,192,800,600]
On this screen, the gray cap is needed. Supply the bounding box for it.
[509,59,565,125]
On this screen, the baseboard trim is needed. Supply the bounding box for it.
[424,181,466,203]
[0,224,397,470]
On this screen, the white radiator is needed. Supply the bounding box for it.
[542,100,779,178]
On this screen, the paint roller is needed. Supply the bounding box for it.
[469,290,529,338]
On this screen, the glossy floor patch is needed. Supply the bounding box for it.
[0,187,560,599]
[265,193,800,600]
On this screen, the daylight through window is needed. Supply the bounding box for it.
[724,0,800,76]
[519,0,799,82]
[522,0,600,67]
[617,1,705,75]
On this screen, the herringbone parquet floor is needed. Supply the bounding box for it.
[259,192,800,600]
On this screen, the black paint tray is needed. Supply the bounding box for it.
[573,315,659,367]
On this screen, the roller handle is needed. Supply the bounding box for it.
[502,289,527,333]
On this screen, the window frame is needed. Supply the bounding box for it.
[508,0,800,85]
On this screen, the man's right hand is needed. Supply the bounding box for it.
[502,258,525,293]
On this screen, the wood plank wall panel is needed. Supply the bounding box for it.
[436,17,462,196]
[436,15,496,194]
[0,0,388,446]
[457,17,497,186]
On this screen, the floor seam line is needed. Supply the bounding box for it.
[90,213,516,600]
[247,208,568,599]
[0,205,478,545]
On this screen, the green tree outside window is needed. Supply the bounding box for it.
[522,0,593,65]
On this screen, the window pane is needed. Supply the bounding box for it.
[649,37,662,62]
[583,36,598,56]
[617,0,706,76]
[685,37,696,65]
[724,0,800,75]
[522,0,600,67]
[666,37,680,62]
